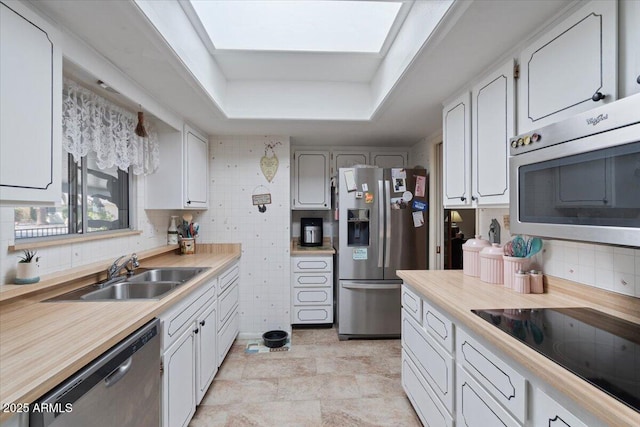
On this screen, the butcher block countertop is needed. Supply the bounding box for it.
[397,270,640,427]
[290,238,335,255]
[0,244,240,422]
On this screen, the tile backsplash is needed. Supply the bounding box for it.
[479,207,640,298]
[196,136,292,338]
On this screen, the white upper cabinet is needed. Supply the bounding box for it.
[443,92,472,208]
[0,1,61,205]
[370,152,408,169]
[471,60,514,206]
[619,0,640,98]
[146,124,209,210]
[517,0,618,133]
[292,150,330,210]
[331,151,369,177]
[184,125,208,209]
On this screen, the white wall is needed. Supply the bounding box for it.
[197,136,291,337]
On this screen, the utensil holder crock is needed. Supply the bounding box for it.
[503,256,531,289]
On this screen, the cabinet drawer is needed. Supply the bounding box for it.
[292,306,333,324]
[402,350,453,427]
[293,287,332,305]
[292,258,331,272]
[219,263,239,295]
[457,366,520,427]
[218,282,239,329]
[457,329,526,423]
[293,272,332,287]
[401,285,422,324]
[402,313,454,413]
[218,311,239,365]
[161,282,215,348]
[532,388,588,427]
[422,298,455,353]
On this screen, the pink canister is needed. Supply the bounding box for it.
[462,235,491,277]
[480,244,504,284]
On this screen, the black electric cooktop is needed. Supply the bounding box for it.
[471,307,640,412]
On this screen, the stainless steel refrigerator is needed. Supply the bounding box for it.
[337,167,429,339]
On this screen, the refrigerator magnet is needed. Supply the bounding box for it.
[391,168,406,179]
[353,248,368,260]
[412,211,425,227]
[415,176,426,197]
[390,197,408,209]
[344,169,357,192]
[393,178,406,193]
[361,183,368,192]
[365,192,374,203]
[402,191,413,201]
[412,200,427,211]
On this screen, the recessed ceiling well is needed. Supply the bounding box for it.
[190,0,403,54]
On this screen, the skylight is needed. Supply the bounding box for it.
[189,0,403,53]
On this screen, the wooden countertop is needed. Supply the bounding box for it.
[397,270,640,427]
[0,244,241,421]
[290,238,335,255]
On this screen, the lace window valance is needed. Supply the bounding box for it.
[62,78,160,175]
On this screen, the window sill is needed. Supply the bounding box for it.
[9,230,143,252]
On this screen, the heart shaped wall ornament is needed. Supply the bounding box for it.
[260,153,279,183]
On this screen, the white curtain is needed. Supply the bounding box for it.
[62,78,160,175]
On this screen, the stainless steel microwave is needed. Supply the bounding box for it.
[509,94,640,247]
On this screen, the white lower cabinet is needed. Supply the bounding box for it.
[532,388,588,427]
[291,255,333,325]
[400,285,601,427]
[457,329,526,423]
[457,366,520,427]
[196,304,218,404]
[218,311,239,364]
[402,350,453,427]
[402,312,454,412]
[216,262,240,366]
[160,261,240,427]
[163,326,197,427]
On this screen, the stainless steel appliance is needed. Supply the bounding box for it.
[337,167,428,339]
[472,308,639,412]
[300,217,323,246]
[30,319,160,427]
[509,93,640,246]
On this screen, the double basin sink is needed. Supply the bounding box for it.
[47,267,210,302]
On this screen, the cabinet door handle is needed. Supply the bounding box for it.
[187,200,191,205]
[200,320,206,327]
[460,196,466,202]
[193,328,199,334]
[591,91,606,102]
[471,195,477,201]
[637,75,640,84]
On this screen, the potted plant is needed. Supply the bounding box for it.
[16,250,40,284]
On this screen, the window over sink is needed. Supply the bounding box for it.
[14,147,131,240]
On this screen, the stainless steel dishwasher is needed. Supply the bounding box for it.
[30,319,160,427]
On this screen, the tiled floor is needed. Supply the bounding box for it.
[190,328,421,426]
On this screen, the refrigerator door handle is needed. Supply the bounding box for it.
[378,179,384,268]
[342,283,401,290]
[384,180,391,268]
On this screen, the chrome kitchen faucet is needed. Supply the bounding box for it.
[107,253,140,280]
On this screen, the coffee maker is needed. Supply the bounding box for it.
[300,218,323,247]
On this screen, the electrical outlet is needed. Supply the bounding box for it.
[503,214,510,230]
